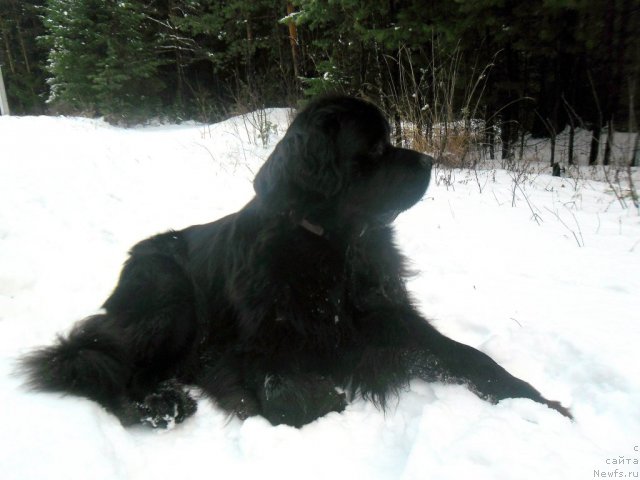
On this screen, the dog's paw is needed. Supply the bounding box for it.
[330,389,348,413]
[259,374,348,427]
[542,399,573,420]
[234,395,260,420]
[136,381,197,429]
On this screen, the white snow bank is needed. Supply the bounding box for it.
[0,113,638,480]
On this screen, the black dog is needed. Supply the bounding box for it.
[21,95,570,428]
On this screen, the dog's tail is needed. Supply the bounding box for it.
[19,314,131,410]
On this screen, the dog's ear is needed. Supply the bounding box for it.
[253,111,344,213]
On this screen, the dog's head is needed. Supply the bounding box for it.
[254,95,432,235]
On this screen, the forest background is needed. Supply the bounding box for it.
[1,0,638,168]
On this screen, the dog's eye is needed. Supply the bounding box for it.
[369,142,386,157]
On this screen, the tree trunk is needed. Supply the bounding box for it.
[168,0,183,108]
[0,65,10,115]
[286,2,300,82]
[548,113,557,174]
[603,118,614,166]
[589,124,601,165]
[501,119,513,163]
[632,133,639,167]
[1,24,16,74]
[394,112,402,146]
[245,17,254,93]
[628,66,637,167]
[568,122,575,165]
[549,129,556,167]
[425,116,433,145]
[486,116,495,160]
[175,49,183,108]
[15,22,31,74]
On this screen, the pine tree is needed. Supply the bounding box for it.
[43,0,164,121]
[170,0,290,102]
[91,1,164,121]
[0,0,48,113]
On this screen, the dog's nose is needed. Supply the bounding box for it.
[419,154,433,171]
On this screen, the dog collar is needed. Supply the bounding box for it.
[299,218,325,236]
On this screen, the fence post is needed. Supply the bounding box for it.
[0,65,10,116]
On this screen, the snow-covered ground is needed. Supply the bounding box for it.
[0,112,638,480]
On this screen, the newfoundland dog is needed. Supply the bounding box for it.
[22,95,570,428]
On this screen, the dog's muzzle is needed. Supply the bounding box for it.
[419,154,434,171]
[378,209,402,225]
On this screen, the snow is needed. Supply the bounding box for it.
[1,112,639,480]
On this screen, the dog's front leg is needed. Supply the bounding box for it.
[352,309,572,418]
[412,327,572,418]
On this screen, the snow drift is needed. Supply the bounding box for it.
[0,113,638,480]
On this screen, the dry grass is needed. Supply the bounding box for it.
[403,122,484,169]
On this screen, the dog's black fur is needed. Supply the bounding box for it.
[21,96,571,428]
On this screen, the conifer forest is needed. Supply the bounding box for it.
[0,1,638,166]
